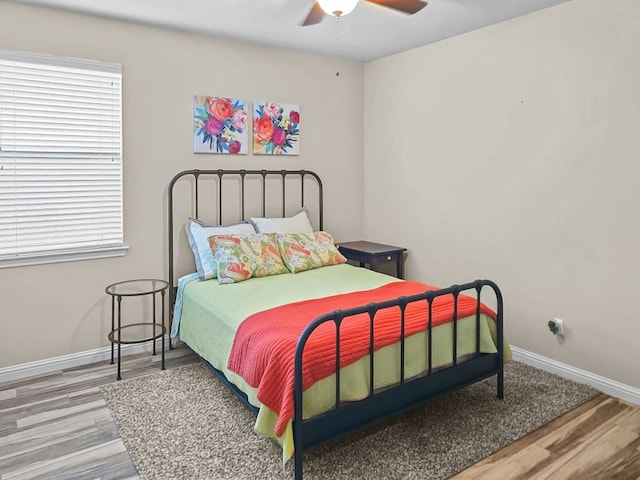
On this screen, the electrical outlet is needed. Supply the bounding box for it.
[548,318,564,336]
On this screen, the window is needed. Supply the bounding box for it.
[0,51,127,268]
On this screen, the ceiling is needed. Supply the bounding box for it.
[9,0,570,62]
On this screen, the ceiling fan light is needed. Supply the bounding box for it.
[317,0,360,17]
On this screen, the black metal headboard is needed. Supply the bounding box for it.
[167,169,323,311]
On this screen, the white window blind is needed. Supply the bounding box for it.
[0,51,126,267]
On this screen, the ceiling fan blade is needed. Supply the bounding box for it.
[364,0,428,15]
[302,2,326,26]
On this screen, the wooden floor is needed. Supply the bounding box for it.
[0,347,196,480]
[1,348,639,480]
[453,393,640,480]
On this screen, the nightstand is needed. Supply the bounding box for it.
[337,241,407,279]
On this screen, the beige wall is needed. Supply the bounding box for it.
[2,0,638,392]
[0,2,364,368]
[364,0,640,388]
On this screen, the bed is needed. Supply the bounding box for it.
[168,169,507,479]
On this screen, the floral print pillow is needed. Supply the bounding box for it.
[209,233,288,284]
[277,231,347,274]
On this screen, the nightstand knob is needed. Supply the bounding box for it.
[386,256,392,261]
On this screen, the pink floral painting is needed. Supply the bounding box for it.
[194,96,248,154]
[253,102,300,155]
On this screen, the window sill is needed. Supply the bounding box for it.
[0,245,130,269]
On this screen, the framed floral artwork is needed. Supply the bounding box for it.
[193,96,248,154]
[253,102,300,155]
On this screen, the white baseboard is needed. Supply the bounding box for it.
[0,336,171,384]
[2,342,638,407]
[511,346,640,406]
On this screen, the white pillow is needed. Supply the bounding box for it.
[185,218,256,280]
[250,209,313,234]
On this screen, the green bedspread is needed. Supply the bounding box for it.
[176,264,510,462]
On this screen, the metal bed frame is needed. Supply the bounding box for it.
[168,169,504,480]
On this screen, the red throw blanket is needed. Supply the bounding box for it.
[227,281,496,437]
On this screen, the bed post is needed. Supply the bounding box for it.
[167,172,177,349]
[497,285,504,399]
[488,279,504,399]
[294,450,303,480]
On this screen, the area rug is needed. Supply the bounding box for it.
[100,361,598,480]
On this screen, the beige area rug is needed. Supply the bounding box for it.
[101,361,598,480]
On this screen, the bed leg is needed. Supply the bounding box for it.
[497,369,504,400]
[294,451,303,480]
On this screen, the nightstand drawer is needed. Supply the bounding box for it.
[337,241,407,279]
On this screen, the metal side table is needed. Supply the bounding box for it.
[105,278,168,380]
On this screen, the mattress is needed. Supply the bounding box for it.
[173,263,510,461]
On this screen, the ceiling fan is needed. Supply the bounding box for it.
[302,0,428,26]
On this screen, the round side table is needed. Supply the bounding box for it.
[105,279,169,380]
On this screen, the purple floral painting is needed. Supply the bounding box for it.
[253,102,300,155]
[193,96,248,154]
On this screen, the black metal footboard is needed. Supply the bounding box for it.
[292,280,504,480]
